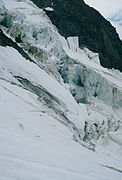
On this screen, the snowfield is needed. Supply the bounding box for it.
[0,46,122,180]
[0,0,122,179]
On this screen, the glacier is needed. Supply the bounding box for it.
[0,0,122,179]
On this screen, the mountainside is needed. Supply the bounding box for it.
[0,0,122,179]
[31,0,122,71]
[109,10,122,40]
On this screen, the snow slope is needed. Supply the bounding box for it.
[0,0,122,179]
[0,45,122,180]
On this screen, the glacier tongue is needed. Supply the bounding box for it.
[0,40,122,180]
[0,0,122,179]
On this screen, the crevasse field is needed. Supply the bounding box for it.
[0,0,122,179]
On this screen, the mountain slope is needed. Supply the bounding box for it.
[109,10,122,40]
[0,28,122,180]
[0,0,122,179]
[30,0,122,71]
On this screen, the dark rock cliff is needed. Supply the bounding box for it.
[0,29,34,62]
[30,0,122,71]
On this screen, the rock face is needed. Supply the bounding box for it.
[109,10,122,40]
[0,29,33,62]
[31,0,122,72]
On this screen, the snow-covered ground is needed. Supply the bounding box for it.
[0,45,122,180]
[0,0,122,179]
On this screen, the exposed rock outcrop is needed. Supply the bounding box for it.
[31,0,122,71]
